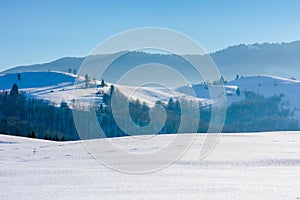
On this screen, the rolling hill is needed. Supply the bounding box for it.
[0,71,299,120]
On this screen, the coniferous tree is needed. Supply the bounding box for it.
[10,83,19,97]
[110,85,114,96]
[236,87,241,96]
[30,131,36,138]
[85,73,89,88]
[100,79,105,87]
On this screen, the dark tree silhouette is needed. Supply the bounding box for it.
[85,73,89,87]
[101,79,105,87]
[10,83,19,96]
[236,87,241,96]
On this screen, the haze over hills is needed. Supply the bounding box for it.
[3,41,300,82]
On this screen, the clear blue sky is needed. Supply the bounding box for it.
[1,0,300,71]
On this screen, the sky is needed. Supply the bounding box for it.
[1,0,300,71]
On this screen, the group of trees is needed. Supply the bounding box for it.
[1,82,299,141]
[224,92,299,132]
[94,87,212,136]
[0,84,77,141]
[67,68,77,75]
[84,73,105,88]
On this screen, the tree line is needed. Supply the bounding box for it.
[0,84,77,141]
[0,83,299,141]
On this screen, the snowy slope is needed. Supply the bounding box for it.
[1,132,300,199]
[1,72,300,118]
[228,76,300,118]
[0,71,205,107]
[116,85,209,106]
[0,71,102,107]
[0,71,76,89]
[226,75,300,105]
[178,76,300,119]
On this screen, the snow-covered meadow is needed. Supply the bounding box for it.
[1,132,300,199]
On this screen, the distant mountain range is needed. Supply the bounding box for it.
[3,41,300,82]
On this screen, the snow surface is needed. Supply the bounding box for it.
[1,132,300,199]
[227,76,300,119]
[0,71,205,107]
[0,71,102,108]
[184,75,300,119]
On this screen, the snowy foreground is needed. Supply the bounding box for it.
[1,132,300,199]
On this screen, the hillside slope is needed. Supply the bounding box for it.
[0,72,299,119]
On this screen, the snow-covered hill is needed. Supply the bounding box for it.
[0,71,101,107]
[0,71,300,118]
[226,76,300,116]
[0,71,204,107]
[1,132,300,199]
[179,76,300,119]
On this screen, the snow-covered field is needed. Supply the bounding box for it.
[1,132,300,199]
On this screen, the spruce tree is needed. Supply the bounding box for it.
[236,87,241,96]
[10,83,19,97]
[85,73,89,87]
[101,79,105,87]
